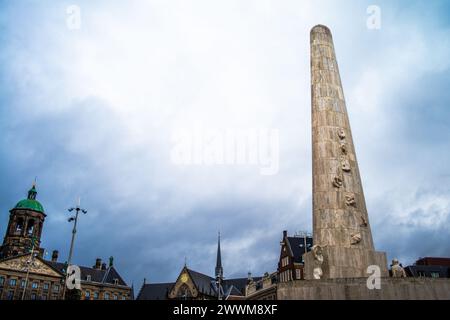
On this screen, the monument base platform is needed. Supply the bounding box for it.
[303,247,388,279]
[277,277,450,300]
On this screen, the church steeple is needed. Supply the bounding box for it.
[215,232,223,280]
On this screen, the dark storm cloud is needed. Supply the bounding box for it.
[0,0,450,288]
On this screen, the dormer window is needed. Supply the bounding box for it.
[113,278,119,285]
[86,275,91,282]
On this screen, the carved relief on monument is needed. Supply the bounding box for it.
[337,128,346,140]
[311,245,324,280]
[340,143,348,155]
[332,176,343,188]
[341,159,351,172]
[350,233,362,245]
[360,216,368,228]
[345,194,356,207]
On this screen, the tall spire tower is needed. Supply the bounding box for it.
[305,25,387,279]
[215,232,223,281]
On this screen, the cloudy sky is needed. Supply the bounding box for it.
[1,0,450,288]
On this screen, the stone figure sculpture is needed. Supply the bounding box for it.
[345,194,356,207]
[391,259,407,278]
[312,245,324,279]
[360,216,368,227]
[340,143,348,155]
[350,233,362,245]
[341,159,351,172]
[332,176,343,188]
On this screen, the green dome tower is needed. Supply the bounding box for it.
[0,182,47,259]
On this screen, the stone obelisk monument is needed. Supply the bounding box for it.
[304,25,388,279]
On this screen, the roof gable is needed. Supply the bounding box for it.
[0,254,62,278]
[168,266,201,299]
[103,266,128,286]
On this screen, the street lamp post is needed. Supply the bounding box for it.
[62,198,87,300]
[21,237,38,300]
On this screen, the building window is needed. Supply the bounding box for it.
[43,283,49,290]
[86,275,92,282]
[418,271,426,277]
[93,292,99,300]
[26,219,35,236]
[32,282,39,289]
[113,294,118,300]
[85,291,91,299]
[41,295,47,300]
[15,217,24,233]
[9,279,17,287]
[31,293,37,300]
[7,290,14,300]
[431,272,440,278]
[0,276,5,286]
[296,269,302,280]
[21,280,26,288]
[104,292,110,300]
[53,284,60,292]
[113,278,119,285]
[122,295,126,300]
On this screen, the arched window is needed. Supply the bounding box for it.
[15,218,24,233]
[26,219,35,236]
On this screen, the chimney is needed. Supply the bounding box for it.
[51,250,59,262]
[283,230,287,238]
[94,258,102,269]
[101,262,107,270]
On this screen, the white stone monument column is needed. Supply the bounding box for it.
[304,25,388,279]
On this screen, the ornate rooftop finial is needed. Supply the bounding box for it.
[28,179,38,200]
